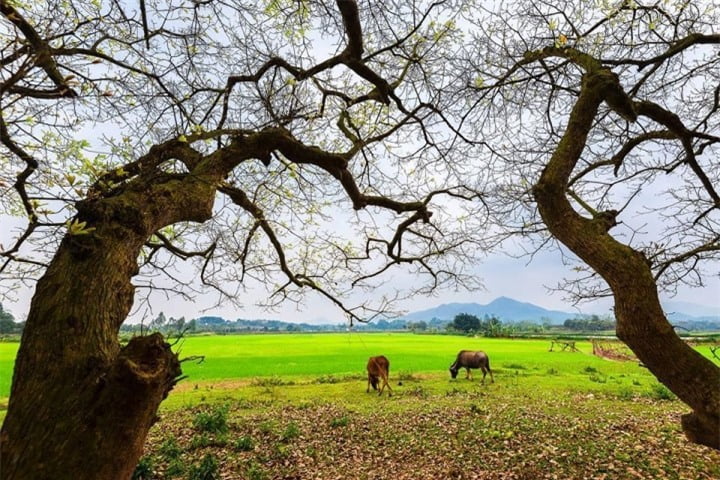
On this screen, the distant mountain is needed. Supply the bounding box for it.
[662,300,720,318]
[189,297,720,331]
[400,297,582,325]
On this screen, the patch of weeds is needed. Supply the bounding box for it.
[504,363,527,370]
[189,433,227,449]
[481,427,514,440]
[588,372,607,384]
[165,458,186,478]
[235,399,257,409]
[647,383,676,401]
[273,443,290,460]
[193,405,228,434]
[158,435,182,460]
[246,461,267,480]
[583,366,598,374]
[314,374,340,384]
[397,370,417,381]
[330,415,349,428]
[188,453,219,480]
[258,420,276,435]
[445,387,466,396]
[616,386,635,401]
[546,368,559,375]
[632,379,642,386]
[407,385,428,398]
[469,404,487,415]
[281,421,301,442]
[250,376,294,387]
[131,455,154,480]
[234,435,254,452]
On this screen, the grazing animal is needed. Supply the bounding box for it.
[366,355,392,396]
[449,350,494,384]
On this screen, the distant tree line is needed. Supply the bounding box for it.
[447,313,506,337]
[0,303,23,335]
[115,310,718,337]
[563,315,616,332]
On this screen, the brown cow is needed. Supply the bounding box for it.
[449,350,494,384]
[366,355,392,396]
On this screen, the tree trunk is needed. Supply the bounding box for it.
[533,69,720,449]
[0,166,218,479]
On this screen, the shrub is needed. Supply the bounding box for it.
[407,385,428,398]
[281,421,301,442]
[314,374,340,384]
[616,386,634,401]
[250,376,294,387]
[193,405,229,434]
[397,370,417,381]
[330,416,349,428]
[165,458,186,478]
[246,461,267,480]
[258,420,276,435]
[234,435,255,452]
[189,433,227,449]
[189,434,211,449]
[158,436,182,460]
[188,454,219,480]
[648,383,676,401]
[131,456,154,480]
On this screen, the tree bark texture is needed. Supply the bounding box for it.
[0,163,220,479]
[533,69,720,449]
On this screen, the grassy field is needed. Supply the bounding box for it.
[1,333,719,479]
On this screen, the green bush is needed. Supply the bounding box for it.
[189,433,227,449]
[165,458,186,478]
[281,421,301,442]
[258,420,276,435]
[158,436,182,460]
[188,454,219,480]
[246,461,267,480]
[250,376,294,387]
[131,456,154,480]
[648,383,676,401]
[193,405,229,434]
[616,386,634,401]
[330,416,349,428]
[234,435,255,452]
[314,374,340,384]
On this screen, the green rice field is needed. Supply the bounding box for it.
[1,333,718,401]
[2,333,719,478]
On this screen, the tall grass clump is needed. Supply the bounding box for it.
[193,405,229,434]
[188,454,219,480]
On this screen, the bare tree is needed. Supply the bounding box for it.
[459,0,719,448]
[0,1,487,477]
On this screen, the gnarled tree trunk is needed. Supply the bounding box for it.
[0,161,220,479]
[533,69,720,449]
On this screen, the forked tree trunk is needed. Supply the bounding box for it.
[533,69,720,449]
[0,166,219,479]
